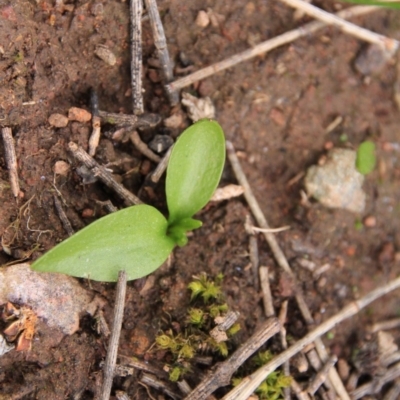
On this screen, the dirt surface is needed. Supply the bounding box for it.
[1,0,400,399]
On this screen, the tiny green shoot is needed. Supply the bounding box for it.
[356,140,376,175]
[31,120,225,281]
[340,0,400,9]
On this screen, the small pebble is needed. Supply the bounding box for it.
[148,134,174,153]
[195,10,210,28]
[48,113,69,127]
[269,108,285,126]
[94,45,116,66]
[53,160,70,176]
[164,113,183,129]
[337,358,350,381]
[363,215,376,228]
[82,208,94,218]
[355,43,391,76]
[68,107,92,122]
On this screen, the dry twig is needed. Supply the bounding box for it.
[166,6,383,93]
[100,270,127,400]
[140,372,180,400]
[307,355,338,395]
[68,142,142,206]
[150,144,173,183]
[222,275,400,400]
[144,0,179,105]
[89,90,101,157]
[184,318,280,400]
[369,317,400,333]
[53,195,74,236]
[1,127,20,197]
[259,267,275,318]
[130,131,161,163]
[280,0,398,53]
[98,110,161,128]
[130,0,143,114]
[226,140,349,400]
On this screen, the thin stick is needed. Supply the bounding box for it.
[100,270,127,400]
[150,144,173,183]
[144,0,179,105]
[68,142,142,206]
[259,267,275,318]
[307,355,338,395]
[89,90,101,157]
[278,300,290,400]
[370,317,400,333]
[252,226,291,233]
[98,111,161,128]
[222,275,400,400]
[130,0,144,115]
[53,195,74,236]
[290,379,310,400]
[383,378,400,400]
[1,127,20,197]
[140,373,180,400]
[130,131,161,163]
[165,6,382,93]
[351,362,400,399]
[184,318,281,400]
[226,140,349,400]
[280,0,398,53]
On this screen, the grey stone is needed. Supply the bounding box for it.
[305,148,366,213]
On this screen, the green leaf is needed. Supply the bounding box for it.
[340,0,400,9]
[356,140,376,175]
[31,205,175,282]
[166,119,225,225]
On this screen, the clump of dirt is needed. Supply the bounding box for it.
[1,0,400,399]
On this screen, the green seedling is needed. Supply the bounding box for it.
[155,274,240,381]
[31,120,225,281]
[232,351,292,400]
[341,0,400,8]
[356,140,376,175]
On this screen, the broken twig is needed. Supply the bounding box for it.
[1,127,20,197]
[307,355,338,395]
[280,0,398,53]
[98,111,161,128]
[226,140,349,400]
[184,318,280,400]
[144,0,179,105]
[53,195,74,236]
[222,275,400,400]
[165,6,382,93]
[89,89,102,157]
[130,0,144,115]
[150,144,173,183]
[68,142,142,206]
[100,270,127,400]
[130,131,161,163]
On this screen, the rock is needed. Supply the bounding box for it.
[195,10,210,28]
[48,113,69,127]
[164,113,183,129]
[181,92,215,122]
[68,107,92,122]
[355,43,392,76]
[148,134,174,153]
[0,263,103,335]
[94,45,116,66]
[53,160,70,176]
[304,148,366,213]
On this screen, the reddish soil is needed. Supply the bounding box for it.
[1,1,400,399]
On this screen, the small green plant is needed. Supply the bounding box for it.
[340,0,400,8]
[232,351,292,400]
[356,140,376,175]
[31,120,225,281]
[155,274,240,381]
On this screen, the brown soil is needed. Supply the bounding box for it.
[1,1,400,399]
